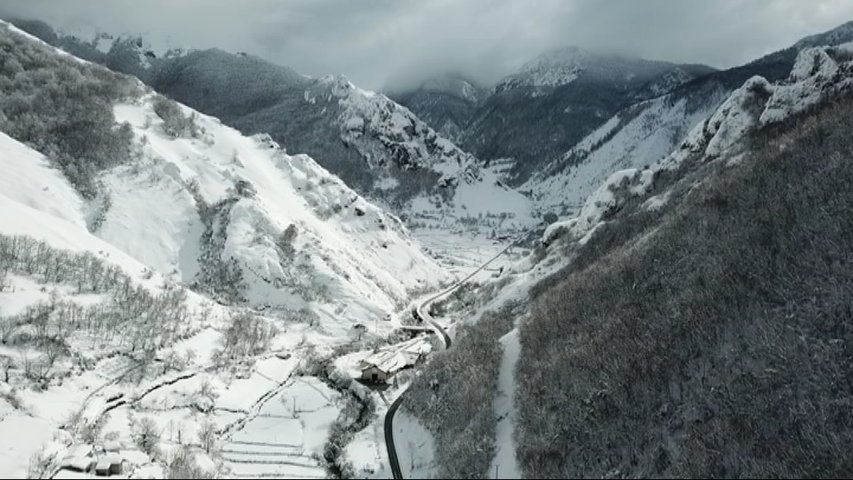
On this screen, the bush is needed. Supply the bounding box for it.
[166,445,215,479]
[195,198,247,303]
[276,224,298,261]
[197,418,218,454]
[153,95,200,139]
[218,312,276,360]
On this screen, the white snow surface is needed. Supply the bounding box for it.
[491,328,522,479]
[0,133,86,228]
[394,409,438,479]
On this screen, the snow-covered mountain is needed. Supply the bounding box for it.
[521,86,729,215]
[387,74,487,143]
[493,46,707,93]
[0,21,452,478]
[399,36,853,479]
[9,21,534,236]
[7,11,853,480]
[394,47,715,184]
[1,19,448,334]
[417,75,487,104]
[523,20,853,217]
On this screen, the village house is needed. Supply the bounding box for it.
[359,336,432,382]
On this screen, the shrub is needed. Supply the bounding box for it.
[153,95,200,139]
[219,312,276,360]
[276,224,298,260]
[166,445,215,479]
[0,234,193,378]
[197,418,218,454]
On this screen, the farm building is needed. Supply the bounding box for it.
[59,444,96,473]
[361,363,392,382]
[94,454,124,476]
[359,336,432,382]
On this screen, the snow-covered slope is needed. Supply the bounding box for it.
[97,93,448,331]
[523,87,728,215]
[407,40,853,480]
[0,20,458,478]
[2,16,448,328]
[532,42,853,230]
[309,74,480,189]
[452,48,715,184]
[7,20,532,234]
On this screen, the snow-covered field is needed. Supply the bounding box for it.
[220,376,337,479]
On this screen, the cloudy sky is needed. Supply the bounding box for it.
[2,0,852,90]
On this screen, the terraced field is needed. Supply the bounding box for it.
[221,377,340,479]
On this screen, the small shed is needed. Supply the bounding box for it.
[94,455,124,476]
[95,458,111,476]
[60,444,96,472]
[361,364,391,382]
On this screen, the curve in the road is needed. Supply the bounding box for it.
[385,233,527,479]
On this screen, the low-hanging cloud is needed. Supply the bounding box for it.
[1,0,852,91]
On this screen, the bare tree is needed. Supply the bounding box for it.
[197,418,218,454]
[132,416,161,458]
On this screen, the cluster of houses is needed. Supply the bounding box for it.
[359,336,432,383]
[55,442,127,478]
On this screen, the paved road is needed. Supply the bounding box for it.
[384,233,527,479]
[384,390,408,479]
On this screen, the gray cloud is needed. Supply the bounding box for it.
[1,0,852,90]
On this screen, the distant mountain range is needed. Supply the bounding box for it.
[391,47,716,184]
[12,17,853,223]
[8,19,520,225]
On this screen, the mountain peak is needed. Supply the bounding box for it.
[494,46,688,93]
[416,74,486,103]
[496,46,591,91]
[794,20,853,50]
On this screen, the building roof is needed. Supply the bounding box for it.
[361,337,432,374]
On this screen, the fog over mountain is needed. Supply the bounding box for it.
[1,0,852,89]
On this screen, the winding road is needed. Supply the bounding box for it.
[384,234,527,479]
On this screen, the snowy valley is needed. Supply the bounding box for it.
[2,8,853,480]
